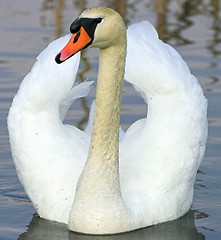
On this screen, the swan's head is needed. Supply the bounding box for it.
[55,7,126,64]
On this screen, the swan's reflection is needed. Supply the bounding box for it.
[18,211,204,240]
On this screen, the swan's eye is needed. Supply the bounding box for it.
[95,18,103,24]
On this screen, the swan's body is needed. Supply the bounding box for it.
[8,7,207,235]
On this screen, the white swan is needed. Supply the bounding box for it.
[8,7,207,235]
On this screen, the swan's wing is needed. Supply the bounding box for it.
[122,21,208,194]
[59,81,93,121]
[38,34,94,122]
[125,21,158,103]
[125,21,193,102]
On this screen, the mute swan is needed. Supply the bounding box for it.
[8,7,207,235]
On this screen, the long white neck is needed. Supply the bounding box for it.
[68,37,138,234]
[89,45,124,164]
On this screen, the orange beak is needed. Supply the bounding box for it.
[55,26,92,64]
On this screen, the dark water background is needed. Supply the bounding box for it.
[0,0,221,239]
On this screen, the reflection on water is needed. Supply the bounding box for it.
[0,0,221,239]
[18,211,204,240]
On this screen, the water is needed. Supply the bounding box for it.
[0,0,221,239]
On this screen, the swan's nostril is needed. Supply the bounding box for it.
[73,32,80,43]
